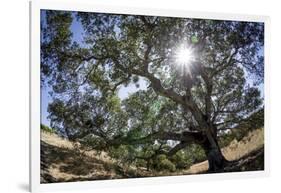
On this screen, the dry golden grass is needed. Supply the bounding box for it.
[41,131,118,182]
[186,128,264,174]
[41,131,73,149]
[41,128,264,182]
[222,128,264,160]
[41,131,111,161]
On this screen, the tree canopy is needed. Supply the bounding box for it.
[41,10,264,172]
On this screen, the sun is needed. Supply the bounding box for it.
[175,46,194,66]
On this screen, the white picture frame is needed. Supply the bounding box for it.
[30,0,270,192]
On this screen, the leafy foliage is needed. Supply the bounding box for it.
[41,124,55,134]
[41,10,264,172]
[154,154,176,172]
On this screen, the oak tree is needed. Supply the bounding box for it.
[41,10,264,172]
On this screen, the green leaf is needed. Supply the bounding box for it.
[191,35,199,44]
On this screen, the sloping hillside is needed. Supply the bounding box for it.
[41,132,148,183]
[41,128,264,183]
[186,128,264,174]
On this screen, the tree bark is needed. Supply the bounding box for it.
[201,135,227,173]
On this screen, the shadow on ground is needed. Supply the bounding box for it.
[40,133,264,183]
[41,141,120,183]
[224,147,264,172]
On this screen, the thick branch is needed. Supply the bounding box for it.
[167,142,189,157]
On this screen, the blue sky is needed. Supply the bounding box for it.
[40,10,264,127]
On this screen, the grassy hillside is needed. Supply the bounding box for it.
[41,128,264,183]
[186,128,264,174]
[41,131,148,183]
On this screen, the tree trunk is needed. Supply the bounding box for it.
[201,135,227,173]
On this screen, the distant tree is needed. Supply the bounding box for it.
[40,124,55,134]
[41,10,264,172]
